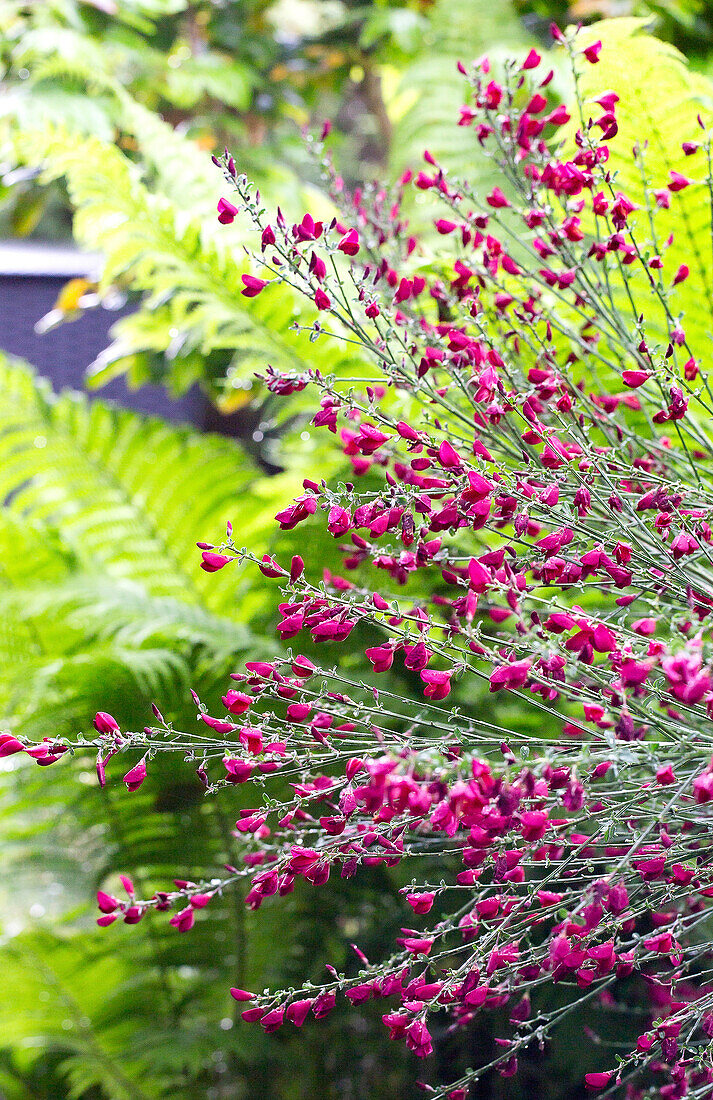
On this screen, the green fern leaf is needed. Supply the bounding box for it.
[387,0,534,228]
[569,18,713,361]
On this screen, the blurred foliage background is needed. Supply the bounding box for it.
[0,1,711,1097]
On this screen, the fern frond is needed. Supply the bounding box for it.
[6,123,366,399]
[570,18,713,361]
[0,358,303,746]
[387,0,534,224]
[0,355,265,609]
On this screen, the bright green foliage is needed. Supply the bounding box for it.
[0,0,263,236]
[0,1,334,179]
[0,0,382,402]
[517,0,713,70]
[0,354,293,738]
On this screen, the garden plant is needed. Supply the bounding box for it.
[9,16,713,1100]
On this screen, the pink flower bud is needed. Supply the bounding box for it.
[286,998,313,1026]
[261,1008,284,1032]
[673,263,689,285]
[582,40,601,63]
[286,702,312,722]
[438,440,463,469]
[346,757,364,780]
[622,370,650,388]
[420,668,454,700]
[120,874,135,896]
[521,48,541,70]
[489,659,532,692]
[221,690,251,715]
[200,715,238,734]
[486,187,510,209]
[406,891,435,914]
[669,170,692,192]
[169,906,195,932]
[585,1072,612,1091]
[223,757,254,783]
[93,712,119,734]
[366,645,394,673]
[291,655,315,678]
[258,555,283,578]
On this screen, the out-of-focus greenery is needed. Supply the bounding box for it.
[0,0,389,409]
[0,0,428,234]
[564,18,713,362]
[517,0,713,68]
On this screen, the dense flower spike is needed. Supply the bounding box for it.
[22,27,713,1100]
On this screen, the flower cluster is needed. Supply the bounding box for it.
[20,26,713,1099]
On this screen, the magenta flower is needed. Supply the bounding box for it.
[286,999,313,1026]
[486,187,510,208]
[582,40,602,63]
[123,760,147,792]
[169,906,195,932]
[669,170,692,191]
[405,892,435,914]
[337,228,360,255]
[221,690,251,715]
[521,48,541,70]
[585,1072,612,1091]
[241,274,269,297]
[223,757,254,783]
[200,551,235,573]
[622,369,650,387]
[489,660,532,692]
[420,668,453,700]
[97,890,120,913]
[0,734,25,758]
[217,197,239,224]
